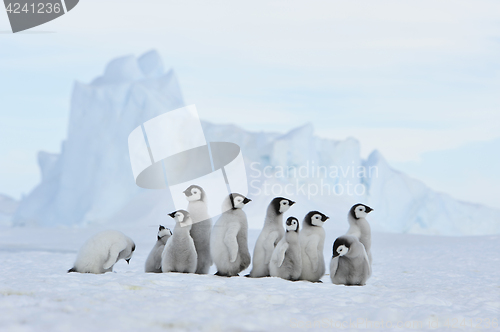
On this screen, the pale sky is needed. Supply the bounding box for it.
[0,0,499,208]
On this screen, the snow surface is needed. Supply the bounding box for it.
[10,50,500,235]
[0,225,499,332]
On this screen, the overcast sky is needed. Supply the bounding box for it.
[0,0,499,208]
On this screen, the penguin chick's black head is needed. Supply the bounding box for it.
[229,193,251,209]
[332,236,352,258]
[158,226,172,240]
[304,211,329,226]
[286,217,299,232]
[159,225,165,231]
[270,197,296,214]
[168,210,189,219]
[349,204,373,220]
[183,185,203,197]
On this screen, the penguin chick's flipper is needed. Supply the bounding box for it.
[264,231,279,264]
[330,256,339,278]
[223,224,241,263]
[274,242,289,268]
[67,267,77,273]
[103,240,127,270]
[305,236,320,272]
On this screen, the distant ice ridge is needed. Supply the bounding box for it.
[13,50,184,227]
[0,194,18,226]
[12,51,500,235]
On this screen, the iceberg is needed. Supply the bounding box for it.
[0,194,18,226]
[12,51,500,235]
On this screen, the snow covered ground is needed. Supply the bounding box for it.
[1,225,498,332]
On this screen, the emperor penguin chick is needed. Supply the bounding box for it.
[68,230,135,274]
[299,211,329,282]
[249,197,295,278]
[184,185,213,274]
[330,235,371,286]
[346,204,373,264]
[269,217,302,281]
[211,193,252,277]
[145,225,172,273]
[161,210,198,273]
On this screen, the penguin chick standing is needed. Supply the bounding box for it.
[269,217,302,281]
[299,211,329,282]
[184,185,213,274]
[346,204,373,264]
[211,193,252,277]
[145,225,172,273]
[249,197,295,278]
[330,235,371,286]
[161,210,198,273]
[68,230,135,274]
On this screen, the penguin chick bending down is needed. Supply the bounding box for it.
[249,197,295,278]
[346,204,373,264]
[330,235,371,286]
[299,211,329,282]
[269,217,302,281]
[68,230,135,274]
[145,225,172,273]
[211,193,252,277]
[184,185,213,274]
[161,210,198,273]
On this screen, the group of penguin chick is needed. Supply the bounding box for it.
[68,185,373,286]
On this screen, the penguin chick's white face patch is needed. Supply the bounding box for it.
[279,200,291,214]
[175,212,185,222]
[233,195,245,209]
[352,204,373,219]
[355,205,367,219]
[336,244,348,256]
[311,214,325,227]
[286,219,298,231]
[158,228,172,238]
[186,187,202,202]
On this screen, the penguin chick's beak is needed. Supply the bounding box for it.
[183,189,191,197]
[332,252,339,258]
[323,216,329,221]
[168,211,176,218]
[290,201,296,206]
[365,206,373,213]
[126,259,130,264]
[243,198,252,204]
